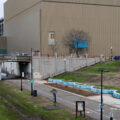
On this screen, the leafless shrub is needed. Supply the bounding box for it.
[63,29,90,54]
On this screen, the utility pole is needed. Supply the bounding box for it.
[110,46,113,61]
[21,71,24,91]
[64,58,67,72]
[31,48,33,96]
[20,71,23,91]
[99,69,109,120]
[76,40,79,57]
[0,63,1,80]
[100,69,103,120]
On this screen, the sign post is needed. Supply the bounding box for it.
[76,101,85,118]
[0,65,1,80]
[50,89,57,106]
[110,112,113,120]
[31,48,34,96]
[21,72,25,91]
[30,79,35,84]
[99,69,109,120]
[30,79,34,95]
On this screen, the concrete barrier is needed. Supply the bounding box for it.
[113,91,120,99]
[74,84,93,90]
[48,79,63,83]
[60,81,76,86]
[48,78,120,99]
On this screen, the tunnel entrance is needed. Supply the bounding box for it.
[19,62,30,78]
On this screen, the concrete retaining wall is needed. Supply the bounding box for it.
[33,56,103,80]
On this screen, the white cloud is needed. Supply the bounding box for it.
[0,0,7,19]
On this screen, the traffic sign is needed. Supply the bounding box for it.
[30,79,35,83]
[22,72,24,77]
[100,104,104,109]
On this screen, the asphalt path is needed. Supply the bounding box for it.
[7,80,120,120]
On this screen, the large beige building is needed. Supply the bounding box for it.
[4,0,120,57]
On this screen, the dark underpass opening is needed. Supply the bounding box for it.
[19,62,30,78]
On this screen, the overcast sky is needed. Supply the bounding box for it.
[0,0,7,19]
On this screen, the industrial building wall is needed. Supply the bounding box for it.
[41,2,120,56]
[4,0,120,57]
[4,7,41,53]
[5,0,120,22]
[4,0,42,21]
[0,37,7,54]
[43,0,120,6]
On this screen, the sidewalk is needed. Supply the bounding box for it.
[7,79,120,120]
[37,80,120,109]
[88,94,120,109]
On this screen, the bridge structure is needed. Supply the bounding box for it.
[0,55,31,80]
[0,56,31,63]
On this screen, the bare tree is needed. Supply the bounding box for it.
[50,44,57,56]
[63,29,90,55]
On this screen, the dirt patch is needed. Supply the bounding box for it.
[84,75,120,87]
[46,83,98,97]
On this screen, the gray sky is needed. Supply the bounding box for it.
[0,0,7,19]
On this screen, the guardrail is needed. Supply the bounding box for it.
[48,79,120,99]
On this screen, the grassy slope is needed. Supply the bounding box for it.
[79,60,120,73]
[0,98,17,120]
[0,82,85,120]
[53,61,120,93]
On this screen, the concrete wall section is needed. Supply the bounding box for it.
[33,57,65,79]
[32,56,102,80]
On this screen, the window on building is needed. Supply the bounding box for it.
[48,32,55,45]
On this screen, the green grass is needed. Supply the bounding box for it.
[53,72,91,82]
[0,98,17,120]
[0,82,86,120]
[54,61,120,82]
[79,60,120,73]
[53,60,120,93]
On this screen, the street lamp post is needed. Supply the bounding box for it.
[0,64,1,80]
[100,69,103,120]
[99,69,109,120]
[76,40,79,57]
[21,71,24,91]
[64,58,67,72]
[31,48,34,96]
[21,71,23,91]
[110,46,113,61]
